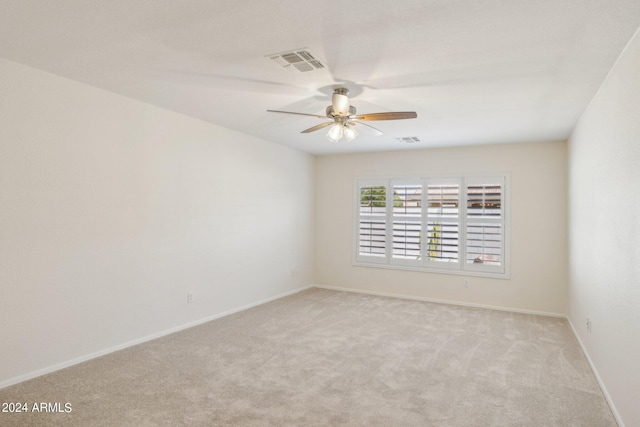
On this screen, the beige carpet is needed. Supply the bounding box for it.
[0,288,615,426]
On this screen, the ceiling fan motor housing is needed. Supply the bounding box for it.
[327,105,356,120]
[331,88,351,116]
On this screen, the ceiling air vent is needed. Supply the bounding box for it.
[267,49,325,73]
[395,136,422,144]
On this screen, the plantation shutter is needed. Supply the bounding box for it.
[425,179,461,269]
[464,177,505,274]
[354,175,509,278]
[391,181,422,265]
[357,181,388,263]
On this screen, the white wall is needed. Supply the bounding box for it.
[0,58,314,386]
[314,141,567,315]
[568,29,640,427]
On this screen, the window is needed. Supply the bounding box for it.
[354,175,509,278]
[358,184,387,259]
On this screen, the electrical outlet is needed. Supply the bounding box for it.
[187,292,193,304]
[464,279,469,288]
[586,318,591,333]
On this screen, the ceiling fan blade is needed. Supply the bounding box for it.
[267,110,327,119]
[352,112,417,121]
[301,122,334,134]
[351,121,383,136]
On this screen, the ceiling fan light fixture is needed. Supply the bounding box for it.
[343,124,358,141]
[326,122,344,142]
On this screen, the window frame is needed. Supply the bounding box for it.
[353,174,511,279]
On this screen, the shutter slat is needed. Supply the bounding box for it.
[392,220,422,260]
[359,185,387,216]
[465,221,502,265]
[426,182,460,263]
[359,219,386,257]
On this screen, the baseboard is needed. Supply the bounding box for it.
[0,285,312,390]
[312,284,566,318]
[567,318,624,427]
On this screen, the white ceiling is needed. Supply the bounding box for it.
[1,0,639,155]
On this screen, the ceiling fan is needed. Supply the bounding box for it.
[267,88,417,142]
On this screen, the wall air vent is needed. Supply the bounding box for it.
[267,49,325,73]
[395,136,422,144]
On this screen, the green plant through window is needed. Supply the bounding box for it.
[428,222,441,259]
[360,186,403,208]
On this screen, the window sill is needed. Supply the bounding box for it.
[352,261,511,280]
